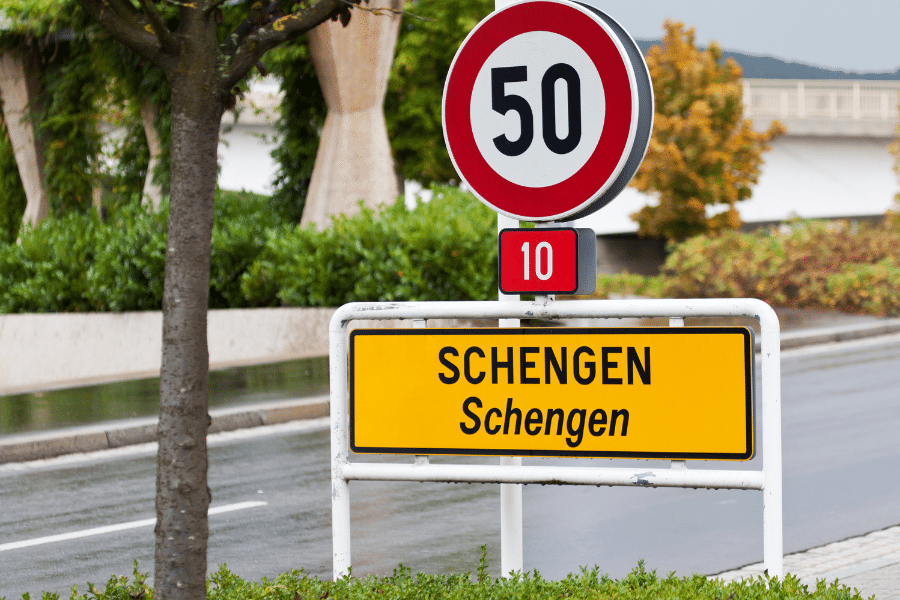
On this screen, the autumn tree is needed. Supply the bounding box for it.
[889,101,900,216]
[72,1,363,599]
[630,21,784,241]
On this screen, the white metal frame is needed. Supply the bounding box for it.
[329,298,783,580]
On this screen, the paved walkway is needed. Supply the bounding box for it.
[716,524,900,599]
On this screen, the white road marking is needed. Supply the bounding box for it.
[0,500,267,552]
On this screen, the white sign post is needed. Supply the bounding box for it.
[445,0,655,573]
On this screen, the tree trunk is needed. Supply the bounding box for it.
[154,70,223,599]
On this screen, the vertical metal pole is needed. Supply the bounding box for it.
[498,210,523,576]
[668,317,686,471]
[330,316,352,579]
[495,0,521,570]
[759,309,784,578]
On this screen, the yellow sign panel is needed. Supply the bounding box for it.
[350,328,754,460]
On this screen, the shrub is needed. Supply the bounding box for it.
[209,190,284,308]
[826,259,900,316]
[590,272,664,300]
[241,185,498,306]
[87,199,168,311]
[660,220,900,310]
[0,212,99,313]
[0,190,289,313]
[12,558,867,600]
[589,219,900,318]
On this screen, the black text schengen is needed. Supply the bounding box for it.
[438,345,650,447]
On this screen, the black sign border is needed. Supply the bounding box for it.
[349,327,755,461]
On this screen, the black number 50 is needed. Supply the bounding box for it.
[491,63,582,157]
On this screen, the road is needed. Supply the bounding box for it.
[2,334,899,598]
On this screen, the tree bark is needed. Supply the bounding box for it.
[154,61,223,600]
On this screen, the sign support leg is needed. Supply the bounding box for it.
[331,312,353,579]
[760,312,784,579]
[500,456,523,575]
[498,211,524,576]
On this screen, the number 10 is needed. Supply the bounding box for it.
[521,241,553,281]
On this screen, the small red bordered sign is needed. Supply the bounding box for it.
[498,227,596,295]
[442,0,652,222]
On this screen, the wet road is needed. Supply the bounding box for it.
[2,334,899,597]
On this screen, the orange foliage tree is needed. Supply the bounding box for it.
[630,21,784,241]
[890,102,900,208]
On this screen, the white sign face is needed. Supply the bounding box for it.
[470,31,606,189]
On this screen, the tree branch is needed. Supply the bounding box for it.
[335,0,427,20]
[203,0,230,16]
[221,0,352,91]
[219,0,276,58]
[138,0,178,52]
[76,0,169,70]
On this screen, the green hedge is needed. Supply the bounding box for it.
[240,186,498,307]
[0,211,99,313]
[589,219,900,317]
[0,186,498,313]
[87,201,168,311]
[10,559,865,600]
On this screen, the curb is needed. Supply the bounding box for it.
[0,396,329,464]
[779,318,900,349]
[4,317,900,465]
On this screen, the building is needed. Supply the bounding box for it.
[218,71,900,273]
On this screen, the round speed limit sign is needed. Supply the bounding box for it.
[442,0,653,222]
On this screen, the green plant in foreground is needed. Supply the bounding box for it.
[6,553,870,600]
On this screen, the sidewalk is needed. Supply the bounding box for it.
[715,524,900,599]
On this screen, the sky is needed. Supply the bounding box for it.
[580,0,900,74]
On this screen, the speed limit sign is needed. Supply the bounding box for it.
[442,0,653,222]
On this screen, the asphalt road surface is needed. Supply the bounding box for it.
[2,334,899,598]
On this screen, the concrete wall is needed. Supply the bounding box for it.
[0,308,334,396]
[0,308,497,396]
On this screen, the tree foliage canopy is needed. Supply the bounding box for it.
[0,0,171,239]
[265,37,326,223]
[630,21,784,241]
[890,102,900,205]
[385,0,492,185]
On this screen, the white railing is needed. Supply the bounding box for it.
[329,298,784,581]
[743,79,900,133]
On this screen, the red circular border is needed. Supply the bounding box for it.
[444,1,634,220]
